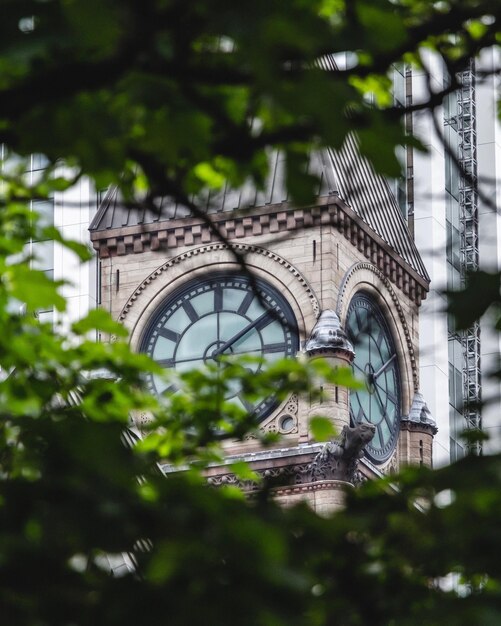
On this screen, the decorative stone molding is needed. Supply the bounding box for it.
[133,394,299,440]
[207,425,380,491]
[272,479,353,499]
[134,410,152,432]
[352,470,368,486]
[117,242,320,324]
[336,261,419,391]
[207,462,312,491]
[400,420,438,436]
[256,394,299,436]
[91,199,429,305]
[278,395,299,434]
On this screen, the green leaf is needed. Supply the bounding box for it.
[311,361,364,390]
[44,226,93,262]
[446,271,501,330]
[459,428,490,446]
[7,265,66,312]
[219,485,246,500]
[466,20,488,41]
[193,162,226,189]
[356,2,407,53]
[309,416,336,441]
[230,460,260,482]
[72,308,129,337]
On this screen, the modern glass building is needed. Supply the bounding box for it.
[406,48,501,464]
[0,149,99,330]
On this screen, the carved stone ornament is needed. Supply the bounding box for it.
[207,463,312,491]
[304,310,354,358]
[309,423,376,484]
[385,453,399,476]
[258,394,299,436]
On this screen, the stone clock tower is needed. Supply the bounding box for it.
[90,141,436,514]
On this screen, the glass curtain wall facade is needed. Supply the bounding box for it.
[0,148,98,329]
[444,89,468,461]
[405,49,501,464]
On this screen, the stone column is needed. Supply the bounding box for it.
[304,310,355,438]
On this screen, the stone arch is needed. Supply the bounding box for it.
[336,261,418,415]
[118,243,320,351]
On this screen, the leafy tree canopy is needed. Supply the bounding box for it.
[0,1,500,625]
[0,0,500,204]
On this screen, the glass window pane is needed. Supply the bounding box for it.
[219,312,248,342]
[380,418,390,444]
[245,298,266,320]
[165,306,190,333]
[234,330,262,354]
[191,291,215,317]
[152,336,175,361]
[223,288,246,312]
[32,240,54,272]
[153,374,170,395]
[38,310,53,325]
[176,315,218,361]
[260,320,285,344]
[454,367,463,410]
[32,199,54,232]
[176,358,203,374]
[32,154,49,171]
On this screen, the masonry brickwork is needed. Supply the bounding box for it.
[92,198,433,511]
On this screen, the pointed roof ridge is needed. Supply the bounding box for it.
[89,147,429,284]
[327,135,429,281]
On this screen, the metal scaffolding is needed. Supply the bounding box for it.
[457,59,482,453]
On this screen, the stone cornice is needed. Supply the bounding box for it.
[400,420,438,436]
[272,479,353,498]
[201,443,383,490]
[90,196,429,305]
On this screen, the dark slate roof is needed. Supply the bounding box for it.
[89,141,429,282]
[90,149,336,225]
[328,135,429,281]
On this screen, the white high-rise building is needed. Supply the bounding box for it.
[51,170,99,330]
[0,150,98,330]
[409,49,501,464]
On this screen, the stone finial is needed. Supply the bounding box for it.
[402,391,438,434]
[304,310,354,358]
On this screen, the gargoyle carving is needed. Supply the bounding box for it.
[310,422,376,484]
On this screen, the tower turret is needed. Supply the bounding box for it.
[305,310,354,437]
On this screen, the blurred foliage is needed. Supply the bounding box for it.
[0,1,500,625]
[0,165,501,626]
[446,270,501,331]
[0,0,500,206]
